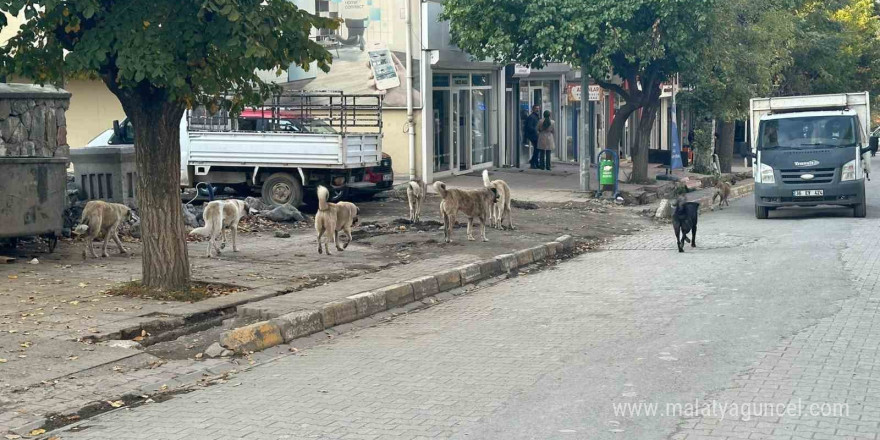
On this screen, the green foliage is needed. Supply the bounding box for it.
[0,0,337,111]
[691,122,715,174]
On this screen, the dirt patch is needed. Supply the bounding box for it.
[106,281,246,302]
[511,200,539,210]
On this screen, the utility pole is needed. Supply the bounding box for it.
[405,0,416,181]
[579,65,592,192]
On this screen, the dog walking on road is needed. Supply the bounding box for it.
[482,170,513,230]
[672,196,700,253]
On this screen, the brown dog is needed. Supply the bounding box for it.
[189,199,250,257]
[713,180,732,207]
[315,186,359,255]
[73,201,134,259]
[433,181,497,243]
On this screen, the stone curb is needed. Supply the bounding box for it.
[218,235,578,354]
[656,181,755,219]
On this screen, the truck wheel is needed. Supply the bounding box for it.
[755,203,769,219]
[261,172,303,207]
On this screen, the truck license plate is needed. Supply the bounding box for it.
[382,174,392,182]
[793,190,823,197]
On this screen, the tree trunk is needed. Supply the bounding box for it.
[606,103,639,155]
[122,95,190,290]
[718,120,735,173]
[631,101,660,183]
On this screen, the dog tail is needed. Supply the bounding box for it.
[73,224,89,235]
[482,170,492,188]
[408,180,422,198]
[317,185,331,212]
[433,181,448,199]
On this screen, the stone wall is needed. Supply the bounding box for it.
[0,83,71,158]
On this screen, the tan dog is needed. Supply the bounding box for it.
[74,201,134,259]
[713,180,732,208]
[406,179,427,223]
[482,170,513,229]
[189,199,250,257]
[315,186,359,255]
[433,181,497,243]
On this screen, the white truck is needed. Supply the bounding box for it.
[86,91,393,206]
[751,92,872,219]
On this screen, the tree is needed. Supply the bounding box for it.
[0,0,335,290]
[680,0,796,173]
[441,0,713,182]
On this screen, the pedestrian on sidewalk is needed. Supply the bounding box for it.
[537,110,556,171]
[525,105,541,169]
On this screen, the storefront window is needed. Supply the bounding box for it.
[452,74,469,86]
[472,74,490,86]
[433,74,450,87]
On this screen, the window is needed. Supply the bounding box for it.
[759,116,858,149]
[472,74,490,86]
[452,74,469,86]
[432,74,450,87]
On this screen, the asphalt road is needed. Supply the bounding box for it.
[56,175,880,440]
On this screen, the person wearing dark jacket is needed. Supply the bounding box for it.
[525,105,541,169]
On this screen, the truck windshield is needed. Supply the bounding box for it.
[759,116,858,149]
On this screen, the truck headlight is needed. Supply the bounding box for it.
[759,163,775,184]
[842,159,857,181]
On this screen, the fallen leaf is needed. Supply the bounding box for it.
[68,356,79,361]
[20,342,30,348]
[0,359,7,363]
[160,384,168,391]
[78,282,87,288]
[28,429,45,436]
[112,365,122,372]
[5,435,22,439]
[69,300,79,306]
[108,400,125,408]
[7,275,17,280]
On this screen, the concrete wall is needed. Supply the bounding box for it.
[0,84,71,158]
[382,109,422,179]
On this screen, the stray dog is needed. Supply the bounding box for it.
[433,181,497,243]
[863,151,872,181]
[189,199,250,257]
[482,170,514,229]
[712,180,732,207]
[672,196,700,253]
[74,201,135,259]
[406,179,427,223]
[315,185,359,255]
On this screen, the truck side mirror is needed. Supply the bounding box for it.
[112,120,122,139]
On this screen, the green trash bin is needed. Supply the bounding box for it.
[599,159,615,185]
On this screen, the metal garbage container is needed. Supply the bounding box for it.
[0,157,68,251]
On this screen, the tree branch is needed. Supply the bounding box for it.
[596,79,631,103]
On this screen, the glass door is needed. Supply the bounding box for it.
[457,91,471,171]
[472,89,492,165]
[432,90,452,173]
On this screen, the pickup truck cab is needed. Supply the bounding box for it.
[751,93,872,218]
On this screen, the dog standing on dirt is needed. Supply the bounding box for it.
[315,186,359,255]
[189,199,250,258]
[74,200,135,259]
[433,181,497,243]
[482,170,514,229]
[672,196,700,253]
[406,179,427,223]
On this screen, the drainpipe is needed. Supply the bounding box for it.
[405,0,416,181]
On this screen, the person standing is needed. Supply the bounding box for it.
[537,110,556,171]
[525,105,541,169]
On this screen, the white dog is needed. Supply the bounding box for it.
[406,179,427,223]
[73,201,135,259]
[482,170,513,229]
[189,199,250,257]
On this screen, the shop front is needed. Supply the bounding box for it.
[431,72,496,175]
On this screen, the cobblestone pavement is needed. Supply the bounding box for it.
[52,175,880,439]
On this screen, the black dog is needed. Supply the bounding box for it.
[672,196,700,253]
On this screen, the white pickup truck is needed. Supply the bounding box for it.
[86,91,393,206]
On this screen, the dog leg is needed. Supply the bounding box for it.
[112,229,127,254]
[467,218,476,241]
[220,229,227,250]
[101,230,112,258]
[232,225,239,252]
[335,230,345,252]
[674,226,684,253]
[408,194,415,222]
[317,228,324,255]
[343,225,352,249]
[480,216,489,242]
[691,224,697,248]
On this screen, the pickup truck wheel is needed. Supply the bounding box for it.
[755,203,769,219]
[261,172,303,207]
